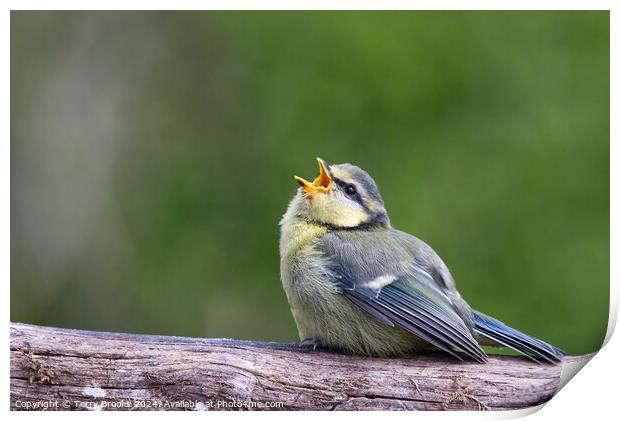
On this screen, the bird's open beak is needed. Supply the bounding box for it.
[295,158,332,195]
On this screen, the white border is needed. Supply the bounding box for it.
[4,2,616,419]
[1,1,617,11]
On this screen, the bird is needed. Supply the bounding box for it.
[279,157,565,363]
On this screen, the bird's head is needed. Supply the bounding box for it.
[291,158,390,229]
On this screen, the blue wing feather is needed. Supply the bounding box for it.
[473,311,565,363]
[318,230,563,364]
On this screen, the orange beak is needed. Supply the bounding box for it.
[295,158,332,196]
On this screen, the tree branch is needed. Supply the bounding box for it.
[10,322,589,411]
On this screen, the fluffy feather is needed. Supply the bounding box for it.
[279,160,565,363]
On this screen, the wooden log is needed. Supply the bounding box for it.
[10,322,590,411]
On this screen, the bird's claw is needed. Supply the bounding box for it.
[300,336,321,350]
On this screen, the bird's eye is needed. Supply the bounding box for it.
[344,185,357,196]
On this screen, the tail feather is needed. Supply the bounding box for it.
[473,311,566,364]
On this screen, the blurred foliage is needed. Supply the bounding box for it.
[11,11,608,356]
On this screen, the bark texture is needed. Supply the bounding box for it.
[10,322,587,411]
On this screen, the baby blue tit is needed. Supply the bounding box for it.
[279,158,565,363]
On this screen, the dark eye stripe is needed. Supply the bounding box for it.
[333,177,369,210]
[333,177,352,191]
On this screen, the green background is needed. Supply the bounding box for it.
[11,11,609,356]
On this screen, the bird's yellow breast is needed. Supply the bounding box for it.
[279,216,423,356]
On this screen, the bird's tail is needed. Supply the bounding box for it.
[473,311,566,364]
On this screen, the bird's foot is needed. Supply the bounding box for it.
[300,336,321,351]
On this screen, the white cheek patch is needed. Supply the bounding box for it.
[363,274,397,291]
[311,192,368,227]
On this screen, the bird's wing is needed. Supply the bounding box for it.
[473,311,565,363]
[319,232,487,362]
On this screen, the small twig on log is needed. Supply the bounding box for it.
[9,322,589,411]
